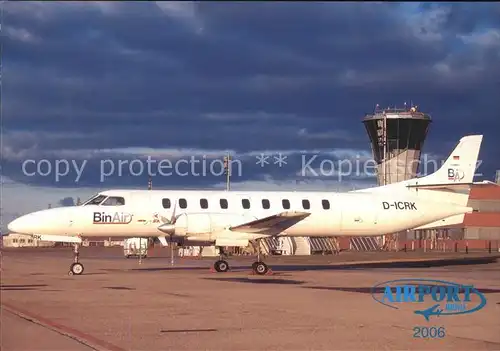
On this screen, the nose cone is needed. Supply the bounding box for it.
[8,213,38,234]
[8,216,28,234]
[7,207,75,235]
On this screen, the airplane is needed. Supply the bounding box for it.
[7,135,482,276]
[414,304,442,321]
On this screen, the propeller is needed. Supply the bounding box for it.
[158,200,177,234]
[157,200,178,266]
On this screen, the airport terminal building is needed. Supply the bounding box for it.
[462,181,500,239]
[401,179,500,252]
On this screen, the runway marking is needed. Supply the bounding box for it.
[1,302,125,351]
[323,256,500,266]
[161,328,217,333]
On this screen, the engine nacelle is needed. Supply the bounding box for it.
[159,212,256,239]
[174,213,213,236]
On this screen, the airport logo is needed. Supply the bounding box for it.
[371,279,487,321]
[382,201,417,210]
[93,212,133,224]
[448,168,465,182]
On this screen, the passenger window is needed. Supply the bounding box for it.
[242,199,250,209]
[162,198,171,209]
[179,198,187,209]
[282,199,290,209]
[200,198,208,209]
[101,196,125,206]
[220,199,228,209]
[302,199,310,210]
[322,199,330,210]
[262,199,270,209]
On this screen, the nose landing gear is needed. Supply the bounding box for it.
[68,244,84,275]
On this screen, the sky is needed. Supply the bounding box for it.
[2,2,500,228]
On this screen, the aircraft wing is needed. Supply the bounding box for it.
[229,211,310,236]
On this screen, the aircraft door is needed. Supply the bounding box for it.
[122,192,150,236]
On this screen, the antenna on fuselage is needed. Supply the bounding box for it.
[148,177,152,190]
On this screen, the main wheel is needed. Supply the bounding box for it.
[69,262,84,275]
[214,260,229,272]
[252,261,268,275]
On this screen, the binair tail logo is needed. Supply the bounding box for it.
[93,212,133,224]
[448,168,465,182]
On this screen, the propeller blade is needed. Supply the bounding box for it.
[158,199,179,238]
[170,200,177,224]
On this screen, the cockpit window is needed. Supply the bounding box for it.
[101,196,125,206]
[83,195,107,206]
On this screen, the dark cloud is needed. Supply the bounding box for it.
[2,2,500,189]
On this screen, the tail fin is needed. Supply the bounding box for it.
[405,134,483,188]
[354,135,483,229]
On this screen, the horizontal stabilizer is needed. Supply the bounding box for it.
[229,211,310,236]
[405,183,472,191]
[414,213,469,230]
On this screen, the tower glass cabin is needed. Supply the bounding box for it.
[363,105,432,185]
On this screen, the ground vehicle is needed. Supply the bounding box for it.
[123,238,148,258]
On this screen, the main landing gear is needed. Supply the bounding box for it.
[68,244,84,276]
[211,240,270,275]
[251,239,269,275]
[213,247,230,273]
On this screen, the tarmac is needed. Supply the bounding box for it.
[1,247,500,350]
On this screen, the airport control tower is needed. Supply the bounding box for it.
[363,104,432,185]
[362,104,432,250]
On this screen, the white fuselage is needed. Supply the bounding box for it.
[8,189,472,243]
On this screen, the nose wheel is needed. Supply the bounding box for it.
[69,262,84,275]
[68,243,84,276]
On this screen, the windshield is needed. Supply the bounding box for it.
[101,196,125,206]
[82,194,107,206]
